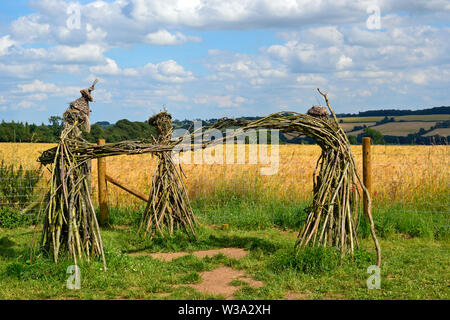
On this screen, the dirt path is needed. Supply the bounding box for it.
[187,266,263,299]
[129,248,248,261]
[129,247,264,298]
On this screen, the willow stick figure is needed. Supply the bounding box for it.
[35,80,106,269]
[139,111,196,238]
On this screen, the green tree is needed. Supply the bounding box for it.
[48,116,63,139]
[362,128,385,144]
[347,135,357,145]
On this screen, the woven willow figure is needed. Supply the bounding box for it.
[35,80,106,269]
[139,111,196,238]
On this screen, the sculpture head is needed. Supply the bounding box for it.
[80,79,99,102]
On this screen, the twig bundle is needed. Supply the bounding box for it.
[139,112,196,238]
[35,82,106,269]
[218,89,380,265]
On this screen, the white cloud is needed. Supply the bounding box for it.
[49,44,106,64]
[359,90,372,97]
[0,36,17,56]
[90,59,119,75]
[142,60,196,83]
[144,29,201,45]
[86,24,108,43]
[0,63,44,79]
[16,100,36,109]
[411,72,428,85]
[266,24,450,74]
[89,58,196,83]
[336,55,353,70]
[28,93,49,101]
[18,80,59,93]
[296,74,328,88]
[194,94,247,108]
[167,94,189,102]
[16,80,89,100]
[10,15,50,42]
[126,0,450,29]
[206,51,288,84]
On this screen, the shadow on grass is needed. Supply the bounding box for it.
[123,231,280,256]
[0,237,19,258]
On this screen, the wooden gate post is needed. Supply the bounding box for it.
[97,139,109,225]
[362,137,372,217]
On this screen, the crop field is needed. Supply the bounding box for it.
[423,128,450,137]
[1,143,448,206]
[338,114,450,123]
[348,121,437,136]
[0,143,449,300]
[340,122,376,132]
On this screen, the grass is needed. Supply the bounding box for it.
[0,197,448,300]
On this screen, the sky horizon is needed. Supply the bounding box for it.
[0,0,449,125]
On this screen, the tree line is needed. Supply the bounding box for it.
[0,114,448,145]
[0,117,157,143]
[337,106,450,118]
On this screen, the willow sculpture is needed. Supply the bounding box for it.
[139,111,196,238]
[215,89,380,265]
[36,87,380,267]
[35,80,107,269]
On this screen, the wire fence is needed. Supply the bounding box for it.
[0,172,47,218]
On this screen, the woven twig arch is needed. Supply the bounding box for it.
[35,87,381,269]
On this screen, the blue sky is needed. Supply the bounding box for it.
[0,0,449,124]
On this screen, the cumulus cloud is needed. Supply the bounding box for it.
[88,58,195,83]
[141,60,196,83]
[89,58,137,76]
[1,0,449,122]
[194,94,246,108]
[144,29,201,45]
[266,24,450,74]
[18,80,59,93]
[10,15,50,42]
[205,51,288,86]
[296,74,328,88]
[125,0,450,29]
[16,80,89,100]
[0,35,17,56]
[48,44,107,64]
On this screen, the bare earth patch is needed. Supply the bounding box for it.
[129,248,261,298]
[130,248,247,261]
[188,266,263,299]
[324,293,345,300]
[285,291,310,300]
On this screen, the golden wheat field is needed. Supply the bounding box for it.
[0,143,448,207]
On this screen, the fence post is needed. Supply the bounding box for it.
[97,139,109,226]
[362,137,372,217]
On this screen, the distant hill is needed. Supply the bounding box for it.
[95,121,111,128]
[336,106,450,118]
